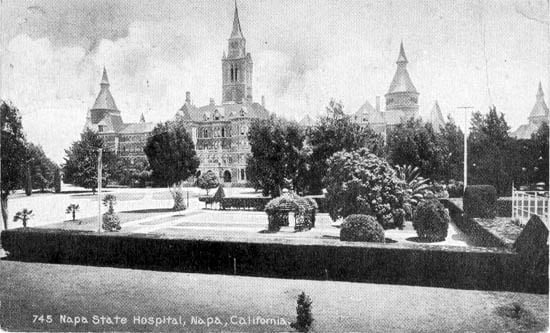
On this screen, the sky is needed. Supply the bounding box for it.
[0,0,549,163]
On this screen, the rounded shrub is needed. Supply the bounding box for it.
[340,214,385,242]
[102,212,121,231]
[412,199,450,241]
[463,185,497,218]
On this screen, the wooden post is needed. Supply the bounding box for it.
[97,148,102,233]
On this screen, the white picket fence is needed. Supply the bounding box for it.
[511,188,549,228]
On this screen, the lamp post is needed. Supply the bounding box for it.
[457,106,474,189]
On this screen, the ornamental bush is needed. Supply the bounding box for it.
[412,199,450,241]
[102,212,121,232]
[340,214,385,242]
[463,185,497,218]
[324,148,405,229]
[196,170,220,195]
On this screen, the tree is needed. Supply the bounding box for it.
[306,100,384,194]
[468,106,514,195]
[13,209,33,228]
[62,129,117,193]
[26,143,57,192]
[437,116,464,181]
[66,204,80,221]
[1,101,28,230]
[324,148,405,228]
[247,115,306,197]
[387,118,445,181]
[196,170,219,195]
[144,119,200,186]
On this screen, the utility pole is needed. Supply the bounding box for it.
[97,148,102,233]
[457,106,474,189]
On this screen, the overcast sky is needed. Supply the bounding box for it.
[0,0,549,163]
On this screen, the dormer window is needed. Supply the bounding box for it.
[239,108,246,117]
[214,109,220,120]
[203,113,210,121]
[98,125,105,132]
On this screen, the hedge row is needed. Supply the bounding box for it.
[1,228,546,293]
[197,196,329,213]
[440,199,507,248]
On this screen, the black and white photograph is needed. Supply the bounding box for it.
[0,0,549,332]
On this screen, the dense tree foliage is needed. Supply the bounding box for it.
[324,148,405,228]
[63,129,117,192]
[468,106,515,195]
[196,170,219,195]
[26,143,58,192]
[387,118,445,180]
[306,100,384,194]
[247,115,306,197]
[1,101,28,229]
[144,119,200,186]
[437,116,464,181]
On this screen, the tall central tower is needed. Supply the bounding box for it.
[222,2,253,104]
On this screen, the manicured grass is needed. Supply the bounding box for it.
[0,261,547,332]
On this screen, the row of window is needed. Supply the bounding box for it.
[198,126,248,138]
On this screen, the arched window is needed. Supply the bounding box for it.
[230,65,234,81]
[235,67,238,81]
[221,128,225,137]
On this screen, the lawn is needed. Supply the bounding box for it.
[0,261,547,332]
[37,208,478,248]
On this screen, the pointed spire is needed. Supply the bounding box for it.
[230,0,244,39]
[101,67,110,86]
[139,113,145,123]
[396,41,408,64]
[537,81,544,99]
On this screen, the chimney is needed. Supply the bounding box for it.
[185,91,191,104]
[375,96,380,112]
[209,98,215,105]
[261,95,265,108]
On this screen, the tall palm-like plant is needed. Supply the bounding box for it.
[66,204,80,221]
[395,165,431,218]
[13,209,33,228]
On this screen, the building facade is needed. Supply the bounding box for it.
[513,82,549,139]
[84,68,154,164]
[176,3,269,184]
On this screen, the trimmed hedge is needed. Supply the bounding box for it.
[220,197,271,210]
[2,227,545,293]
[340,215,385,242]
[412,199,450,241]
[463,185,497,218]
[496,198,512,217]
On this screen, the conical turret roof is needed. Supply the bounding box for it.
[92,67,118,111]
[529,81,549,120]
[387,42,417,95]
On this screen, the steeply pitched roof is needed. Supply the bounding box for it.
[512,123,541,139]
[387,42,418,95]
[355,99,385,124]
[230,1,244,39]
[179,101,269,122]
[529,82,549,121]
[429,101,445,132]
[92,68,119,111]
[120,122,155,134]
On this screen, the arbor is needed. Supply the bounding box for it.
[306,100,384,194]
[1,101,28,230]
[247,115,306,197]
[63,129,116,192]
[144,119,199,186]
[468,106,514,195]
